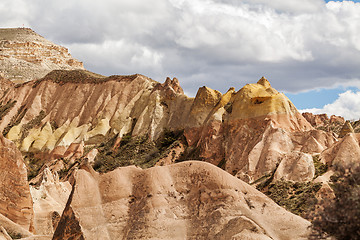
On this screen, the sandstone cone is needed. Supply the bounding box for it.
[338,120,354,138]
[320,133,360,168]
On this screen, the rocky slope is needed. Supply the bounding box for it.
[0,28,83,83]
[0,71,338,183]
[0,135,33,238]
[53,161,311,240]
[0,29,358,239]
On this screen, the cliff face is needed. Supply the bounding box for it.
[0,28,83,83]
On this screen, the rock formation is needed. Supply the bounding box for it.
[302,112,345,135]
[0,28,356,239]
[53,161,311,240]
[0,75,14,92]
[183,78,336,182]
[338,120,354,138]
[0,134,34,235]
[0,71,337,183]
[320,133,360,168]
[30,168,72,236]
[0,28,83,83]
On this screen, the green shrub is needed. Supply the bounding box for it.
[20,110,46,141]
[0,99,16,120]
[7,231,22,239]
[310,166,360,239]
[313,155,328,179]
[93,130,184,173]
[2,104,27,136]
[263,180,321,217]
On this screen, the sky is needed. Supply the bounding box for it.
[1,0,360,119]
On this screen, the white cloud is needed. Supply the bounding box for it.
[302,90,360,120]
[0,0,31,27]
[1,0,360,96]
[67,40,164,76]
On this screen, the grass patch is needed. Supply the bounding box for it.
[0,99,16,121]
[7,231,22,239]
[262,180,322,217]
[93,130,184,173]
[313,155,328,179]
[24,152,44,180]
[2,104,27,136]
[20,110,46,141]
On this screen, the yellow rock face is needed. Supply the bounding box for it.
[230,77,297,120]
[190,86,222,115]
[189,86,222,126]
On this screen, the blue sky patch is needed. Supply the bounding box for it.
[286,87,359,110]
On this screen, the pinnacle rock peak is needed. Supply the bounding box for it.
[339,120,354,138]
[257,76,271,88]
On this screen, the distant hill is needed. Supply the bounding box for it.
[0,28,83,83]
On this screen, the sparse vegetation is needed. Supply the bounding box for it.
[7,231,22,239]
[254,163,279,191]
[176,146,202,163]
[316,122,344,135]
[20,110,46,141]
[310,166,360,239]
[0,99,16,120]
[313,155,328,179]
[217,158,226,170]
[24,152,44,180]
[32,70,140,88]
[263,180,322,217]
[2,104,27,136]
[93,129,184,173]
[157,128,183,150]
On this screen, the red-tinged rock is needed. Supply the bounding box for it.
[0,135,34,231]
[320,133,360,168]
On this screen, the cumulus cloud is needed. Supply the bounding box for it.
[302,90,360,120]
[1,0,360,96]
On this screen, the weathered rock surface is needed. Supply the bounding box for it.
[183,79,336,182]
[0,28,83,83]
[338,120,354,138]
[302,112,345,135]
[0,70,192,153]
[320,133,360,168]
[0,75,14,92]
[0,73,337,183]
[53,161,311,240]
[0,135,34,232]
[30,168,72,236]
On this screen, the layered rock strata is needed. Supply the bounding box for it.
[0,28,83,83]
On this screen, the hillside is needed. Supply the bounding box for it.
[0,28,83,83]
[0,28,358,239]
